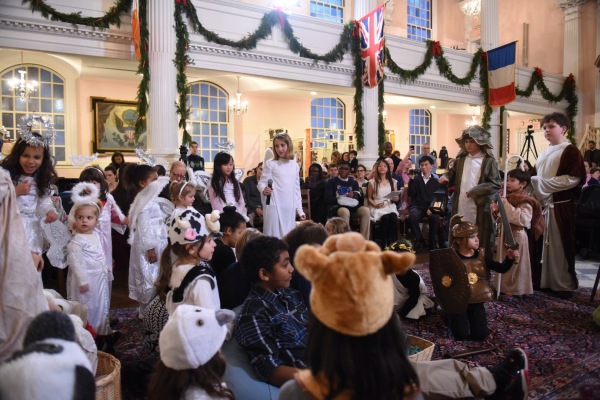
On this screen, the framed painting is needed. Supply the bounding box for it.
[92,97,147,153]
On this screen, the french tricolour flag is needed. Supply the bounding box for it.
[487,42,517,107]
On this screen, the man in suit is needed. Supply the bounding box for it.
[584,141,600,167]
[407,156,440,252]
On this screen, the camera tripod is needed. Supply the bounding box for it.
[520,128,538,161]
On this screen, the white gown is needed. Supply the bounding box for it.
[1,169,54,254]
[257,158,304,239]
[531,142,581,291]
[66,232,111,335]
[96,194,125,281]
[128,177,170,305]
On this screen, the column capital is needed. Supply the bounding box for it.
[555,0,588,11]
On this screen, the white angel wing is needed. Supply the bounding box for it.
[69,153,99,167]
[234,168,244,182]
[263,147,274,165]
[156,197,175,225]
[41,220,72,269]
[189,170,212,203]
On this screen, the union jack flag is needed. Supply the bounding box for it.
[358,4,385,88]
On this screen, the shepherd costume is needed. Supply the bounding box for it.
[531,142,585,293]
[444,126,501,257]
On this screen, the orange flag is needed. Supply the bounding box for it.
[132,0,141,60]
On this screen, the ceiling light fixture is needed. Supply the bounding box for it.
[460,0,481,17]
[8,52,38,100]
[229,76,248,116]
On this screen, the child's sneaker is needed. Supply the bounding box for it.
[490,349,529,398]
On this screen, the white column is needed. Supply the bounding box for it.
[147,0,179,166]
[594,0,600,126]
[480,0,500,158]
[556,0,588,135]
[355,0,380,166]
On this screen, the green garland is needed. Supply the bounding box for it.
[22,0,580,148]
[174,2,192,146]
[516,68,578,143]
[134,0,149,139]
[351,34,364,150]
[378,77,385,154]
[22,0,132,29]
[181,2,355,64]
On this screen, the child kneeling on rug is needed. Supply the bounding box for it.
[148,305,235,400]
[280,232,529,400]
[436,216,519,341]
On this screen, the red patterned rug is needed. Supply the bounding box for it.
[405,263,600,400]
[111,263,600,399]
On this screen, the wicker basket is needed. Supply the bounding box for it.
[96,351,122,400]
[407,335,435,362]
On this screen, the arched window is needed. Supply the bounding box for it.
[310,98,345,149]
[409,109,431,164]
[1,65,66,162]
[407,0,432,42]
[186,81,229,163]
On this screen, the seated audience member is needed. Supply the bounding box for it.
[349,150,359,174]
[385,157,405,188]
[325,163,370,239]
[588,167,600,186]
[408,155,441,252]
[385,238,434,320]
[233,236,309,386]
[368,159,400,247]
[104,165,118,193]
[326,163,338,180]
[210,206,247,279]
[382,141,401,172]
[218,228,263,309]
[325,216,351,236]
[583,160,591,188]
[303,163,327,224]
[395,148,415,186]
[279,232,529,400]
[330,150,341,166]
[354,164,369,188]
[242,162,263,227]
[159,161,187,200]
[284,221,329,308]
[417,142,438,172]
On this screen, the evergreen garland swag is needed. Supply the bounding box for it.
[22,0,579,147]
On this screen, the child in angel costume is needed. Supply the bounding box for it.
[127,166,169,318]
[66,182,111,337]
[0,130,59,260]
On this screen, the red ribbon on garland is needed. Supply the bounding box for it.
[432,41,442,57]
[567,73,575,85]
[535,67,543,78]
[176,0,187,6]
[274,7,285,29]
[352,20,361,37]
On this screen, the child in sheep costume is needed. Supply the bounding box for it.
[0,311,95,400]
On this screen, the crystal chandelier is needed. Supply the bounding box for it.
[465,105,480,126]
[229,76,248,116]
[460,0,481,17]
[8,53,38,100]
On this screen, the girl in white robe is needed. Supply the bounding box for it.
[66,183,110,335]
[258,133,305,238]
[128,167,169,318]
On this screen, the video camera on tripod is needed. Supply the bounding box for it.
[520,124,538,160]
